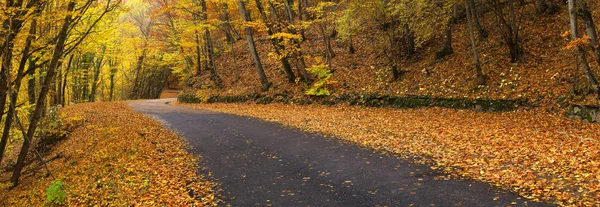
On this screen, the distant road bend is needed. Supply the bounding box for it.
[131,99,551,207]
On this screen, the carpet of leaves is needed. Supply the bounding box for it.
[178,102,600,206]
[195,3,600,109]
[0,102,219,206]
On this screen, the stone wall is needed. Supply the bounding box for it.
[565,105,600,123]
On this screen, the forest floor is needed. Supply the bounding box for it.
[0,102,219,206]
[176,101,600,206]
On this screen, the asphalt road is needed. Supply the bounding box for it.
[130,99,551,207]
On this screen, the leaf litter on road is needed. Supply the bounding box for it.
[177,102,600,206]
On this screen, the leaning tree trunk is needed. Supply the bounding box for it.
[0,17,37,165]
[131,47,146,99]
[28,58,37,106]
[578,0,600,66]
[12,1,75,186]
[237,0,271,91]
[0,0,34,130]
[466,0,486,85]
[254,0,296,83]
[569,0,600,97]
[281,0,310,81]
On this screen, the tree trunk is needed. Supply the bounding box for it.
[89,46,105,102]
[466,0,486,85]
[437,9,455,59]
[0,0,34,127]
[237,0,271,91]
[508,0,522,62]
[131,47,146,99]
[109,72,115,101]
[284,0,295,23]
[319,24,336,65]
[62,55,73,106]
[254,0,296,83]
[569,0,600,97]
[491,0,523,62]
[219,3,241,42]
[12,1,76,186]
[27,59,37,106]
[230,43,241,83]
[403,24,415,56]
[296,49,310,81]
[0,16,37,165]
[200,0,223,88]
[348,36,355,54]
[578,0,600,66]
[193,29,202,77]
[469,0,488,38]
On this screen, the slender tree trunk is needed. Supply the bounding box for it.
[0,0,34,128]
[131,47,146,99]
[12,1,76,186]
[348,36,355,54]
[469,0,488,38]
[0,16,37,165]
[254,0,296,83]
[438,8,455,59]
[296,49,310,81]
[89,46,105,102]
[55,68,62,105]
[237,0,271,91]
[284,0,295,23]
[569,0,600,97]
[194,30,202,76]
[27,59,37,106]
[403,24,415,56]
[280,0,310,81]
[0,32,17,138]
[200,0,223,88]
[230,43,241,83]
[109,72,115,101]
[218,3,241,42]
[466,0,486,85]
[298,0,307,40]
[578,0,600,65]
[62,55,73,105]
[444,21,453,53]
[508,0,522,62]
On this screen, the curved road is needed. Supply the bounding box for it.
[131,99,551,207]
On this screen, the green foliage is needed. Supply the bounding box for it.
[305,64,336,96]
[46,179,66,206]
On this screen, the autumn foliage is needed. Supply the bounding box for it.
[0,103,219,206]
[179,102,600,206]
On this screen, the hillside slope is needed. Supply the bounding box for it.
[189,3,599,110]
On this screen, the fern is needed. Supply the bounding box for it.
[46,179,66,205]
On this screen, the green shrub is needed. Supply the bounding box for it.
[46,179,66,206]
[305,64,336,96]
